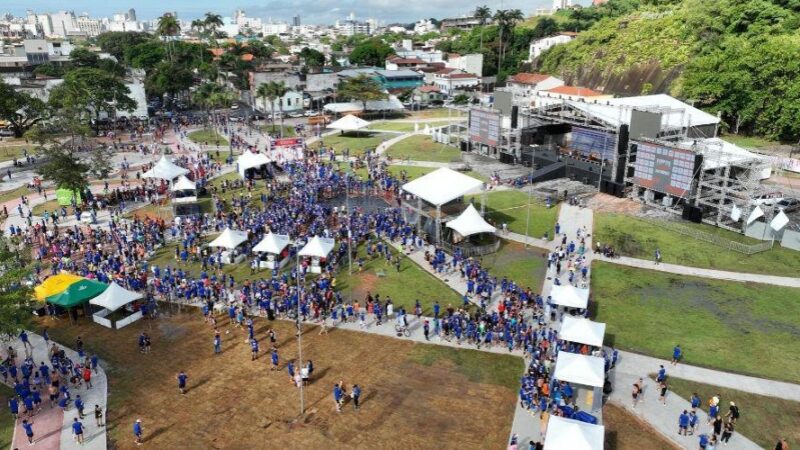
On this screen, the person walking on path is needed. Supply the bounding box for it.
[20,330,33,356]
[678,410,690,436]
[250,338,259,361]
[177,371,188,395]
[333,383,343,412]
[133,419,143,445]
[270,347,279,371]
[631,381,641,408]
[655,247,662,265]
[725,401,740,423]
[671,345,682,365]
[72,417,85,444]
[659,381,669,405]
[214,330,222,354]
[22,418,35,445]
[720,420,734,444]
[94,405,104,427]
[75,395,85,419]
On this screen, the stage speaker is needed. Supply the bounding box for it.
[690,206,703,223]
[682,204,693,220]
[613,182,625,198]
[511,105,519,129]
[460,141,468,152]
[600,180,610,194]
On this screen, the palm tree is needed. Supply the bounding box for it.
[204,13,224,40]
[156,13,181,61]
[474,6,492,53]
[493,9,524,74]
[256,82,277,134]
[190,19,205,37]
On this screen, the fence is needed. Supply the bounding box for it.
[441,239,502,257]
[641,217,773,255]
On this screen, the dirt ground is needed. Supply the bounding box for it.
[603,403,679,450]
[41,311,516,450]
[585,193,643,215]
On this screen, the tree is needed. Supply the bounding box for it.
[145,61,194,98]
[493,9,525,72]
[349,38,394,67]
[204,13,224,40]
[96,31,153,61]
[49,68,136,135]
[33,63,64,78]
[256,81,288,135]
[0,80,48,138]
[0,235,33,337]
[156,13,181,61]
[68,48,100,68]
[124,41,166,71]
[337,74,388,113]
[299,47,326,72]
[453,93,471,105]
[474,5,492,52]
[35,145,91,197]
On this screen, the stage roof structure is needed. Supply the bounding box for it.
[553,352,606,388]
[142,156,189,181]
[208,228,249,250]
[544,416,605,450]
[402,168,484,206]
[559,316,606,347]
[446,204,496,237]
[550,284,590,309]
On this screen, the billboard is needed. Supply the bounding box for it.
[569,127,617,160]
[469,109,501,147]
[633,142,697,198]
[272,137,303,148]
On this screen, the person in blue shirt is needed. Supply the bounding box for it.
[90,355,99,374]
[333,383,343,412]
[270,348,279,370]
[22,419,35,444]
[678,409,689,435]
[72,417,85,444]
[690,392,701,412]
[656,365,667,382]
[133,419,143,445]
[177,371,188,395]
[351,384,361,410]
[671,345,682,365]
[75,394,85,419]
[214,331,222,354]
[698,433,709,449]
[688,411,699,435]
[250,338,259,361]
[8,397,19,420]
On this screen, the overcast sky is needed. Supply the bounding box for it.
[2,0,570,24]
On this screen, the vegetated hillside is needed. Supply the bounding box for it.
[538,0,800,140]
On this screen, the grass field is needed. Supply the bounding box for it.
[368,120,462,133]
[0,384,14,450]
[261,124,298,137]
[41,313,516,449]
[592,262,800,381]
[666,377,799,449]
[603,403,678,450]
[407,108,466,119]
[333,247,463,315]
[188,129,229,146]
[0,185,32,205]
[594,213,800,276]
[478,241,548,291]
[31,198,61,217]
[314,132,390,156]
[0,144,28,163]
[385,136,461,162]
[467,190,559,240]
[721,134,780,149]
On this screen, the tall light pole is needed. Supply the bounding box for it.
[295,243,304,416]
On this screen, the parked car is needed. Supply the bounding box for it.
[777,197,799,211]
[288,111,304,118]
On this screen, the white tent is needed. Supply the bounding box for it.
[553,352,606,388]
[89,282,144,329]
[328,114,371,132]
[559,316,606,348]
[401,168,484,206]
[171,175,196,192]
[323,95,404,113]
[208,228,249,250]
[252,232,291,254]
[544,416,604,450]
[299,236,336,258]
[446,204,496,237]
[142,156,189,181]
[237,150,271,179]
[550,284,590,309]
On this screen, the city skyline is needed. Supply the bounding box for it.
[2,0,559,24]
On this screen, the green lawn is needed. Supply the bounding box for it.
[32,199,63,217]
[368,120,462,133]
[407,344,523,389]
[188,129,229,146]
[333,246,462,316]
[478,240,548,291]
[721,134,780,149]
[0,185,33,205]
[206,171,269,209]
[314,132,390,156]
[666,377,800,449]
[385,135,461,163]
[148,239,258,282]
[408,108,465,119]
[0,144,29,163]
[0,384,13,449]
[594,212,800,276]
[592,262,800,381]
[467,190,559,240]
[260,124,297,137]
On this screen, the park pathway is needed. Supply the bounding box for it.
[5,332,108,450]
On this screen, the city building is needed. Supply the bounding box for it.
[336,13,371,36]
[49,11,78,37]
[506,72,564,98]
[528,32,577,61]
[439,16,485,31]
[433,70,480,95]
[76,15,104,37]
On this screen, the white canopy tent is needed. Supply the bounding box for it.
[89,282,144,329]
[142,156,189,181]
[328,114,371,132]
[402,168,484,207]
[553,352,606,388]
[446,204,496,237]
[544,416,604,450]
[299,236,336,274]
[323,95,404,113]
[208,228,249,250]
[550,284,590,309]
[237,150,271,179]
[559,316,606,348]
[252,233,291,269]
[171,175,197,204]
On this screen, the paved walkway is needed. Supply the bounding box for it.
[601,255,800,288]
[5,332,108,450]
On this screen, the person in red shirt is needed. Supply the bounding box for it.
[83,366,92,389]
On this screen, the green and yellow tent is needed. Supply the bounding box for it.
[44,279,108,308]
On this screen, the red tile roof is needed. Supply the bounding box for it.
[445,73,477,79]
[509,72,551,85]
[389,57,425,64]
[418,85,441,93]
[546,85,602,97]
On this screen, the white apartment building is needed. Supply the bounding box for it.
[77,16,103,37]
[528,33,577,61]
[49,11,78,37]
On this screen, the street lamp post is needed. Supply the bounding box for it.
[295,245,304,416]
